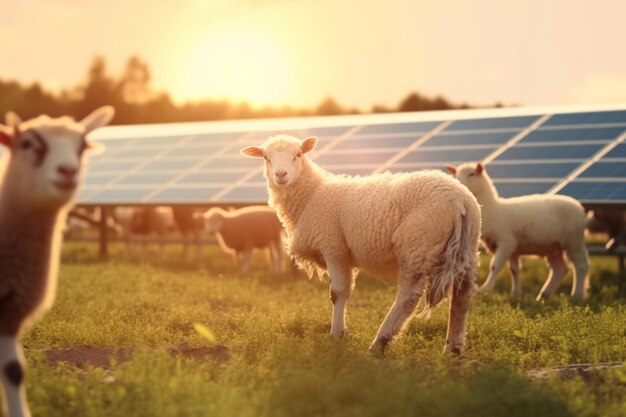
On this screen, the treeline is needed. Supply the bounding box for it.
[0,55,502,125]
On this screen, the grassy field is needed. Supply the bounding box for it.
[15,242,626,417]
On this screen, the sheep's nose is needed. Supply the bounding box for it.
[57,165,78,178]
[275,170,288,179]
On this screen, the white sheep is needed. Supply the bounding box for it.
[0,107,113,417]
[447,163,589,300]
[203,206,285,273]
[241,135,481,355]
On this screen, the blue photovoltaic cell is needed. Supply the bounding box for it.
[83,175,120,186]
[116,173,176,185]
[165,144,228,156]
[199,156,259,169]
[486,162,579,179]
[579,162,626,178]
[520,126,625,143]
[494,181,556,198]
[184,132,243,146]
[112,147,164,158]
[559,181,626,201]
[141,157,206,171]
[315,151,398,165]
[333,136,419,150]
[177,171,248,184]
[398,147,495,164]
[543,111,626,127]
[148,186,222,203]
[425,131,517,147]
[132,136,186,146]
[220,186,268,202]
[495,144,605,161]
[358,121,442,135]
[90,160,142,171]
[444,116,539,131]
[602,144,626,159]
[87,188,153,203]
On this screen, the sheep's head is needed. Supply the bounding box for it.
[446,162,494,198]
[240,135,317,188]
[0,106,114,209]
[203,208,225,233]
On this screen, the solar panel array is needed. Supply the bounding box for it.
[81,107,626,206]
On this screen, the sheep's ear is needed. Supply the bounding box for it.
[0,125,12,148]
[240,146,264,158]
[445,165,457,175]
[5,111,22,129]
[86,140,106,156]
[80,106,115,133]
[476,163,484,175]
[301,136,317,154]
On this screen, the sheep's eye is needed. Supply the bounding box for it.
[20,140,32,150]
[468,173,476,177]
[263,155,270,163]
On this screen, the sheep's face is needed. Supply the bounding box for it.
[0,107,114,209]
[241,136,317,189]
[446,162,488,195]
[204,209,224,233]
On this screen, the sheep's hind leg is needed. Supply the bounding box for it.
[445,273,475,354]
[327,262,355,338]
[566,241,590,300]
[0,334,30,417]
[537,248,568,301]
[508,256,521,298]
[369,270,426,356]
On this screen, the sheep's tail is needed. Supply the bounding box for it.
[420,202,478,318]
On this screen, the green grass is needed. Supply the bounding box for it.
[14,243,626,417]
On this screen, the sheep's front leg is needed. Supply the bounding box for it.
[327,262,355,338]
[238,248,252,274]
[0,335,30,417]
[480,244,515,292]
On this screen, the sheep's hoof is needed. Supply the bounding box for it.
[368,337,390,357]
[330,330,345,338]
[443,345,462,356]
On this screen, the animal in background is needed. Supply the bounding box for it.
[203,206,285,273]
[241,135,481,355]
[0,106,113,417]
[447,162,589,300]
[587,210,626,251]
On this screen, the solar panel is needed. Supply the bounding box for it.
[81,105,626,207]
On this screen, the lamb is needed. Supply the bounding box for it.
[241,135,481,355]
[447,163,589,300]
[203,206,285,273]
[0,107,114,417]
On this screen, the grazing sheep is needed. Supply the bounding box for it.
[241,135,481,355]
[587,210,626,251]
[172,206,204,261]
[447,163,589,300]
[0,107,113,417]
[203,206,285,273]
[113,206,174,255]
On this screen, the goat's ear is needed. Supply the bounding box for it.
[476,163,484,175]
[301,136,317,154]
[0,125,12,148]
[80,106,115,133]
[240,146,264,158]
[445,165,457,175]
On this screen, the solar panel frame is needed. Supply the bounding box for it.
[79,104,626,208]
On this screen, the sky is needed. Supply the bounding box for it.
[1,0,626,109]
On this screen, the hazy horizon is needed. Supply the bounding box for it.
[2,0,626,109]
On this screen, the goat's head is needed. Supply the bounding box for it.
[0,106,114,209]
[240,135,317,189]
